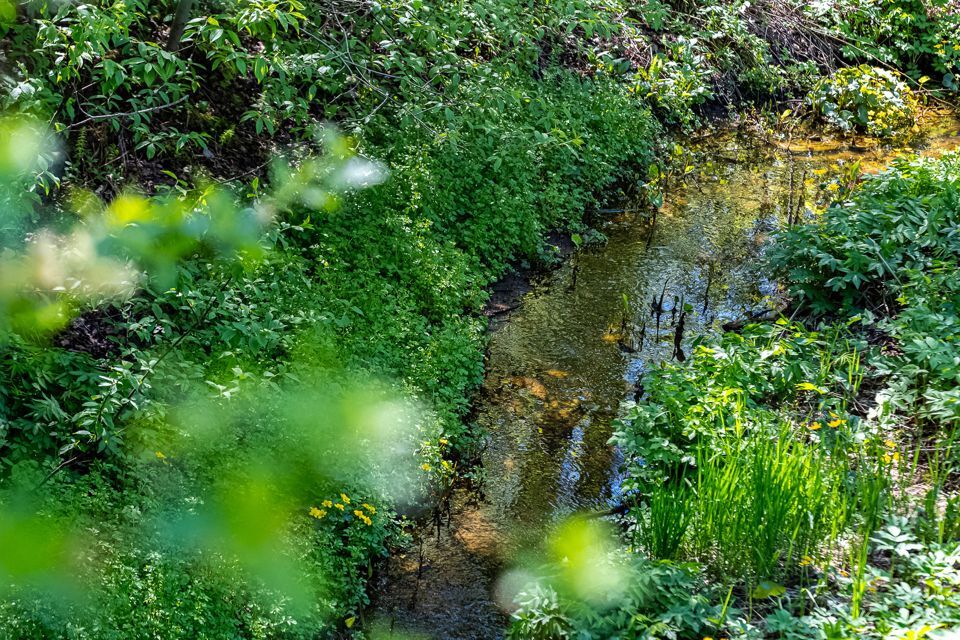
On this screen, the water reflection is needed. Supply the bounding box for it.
[479,111,960,544]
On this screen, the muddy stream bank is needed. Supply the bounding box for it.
[371,113,960,639]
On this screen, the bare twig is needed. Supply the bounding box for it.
[65,95,191,130]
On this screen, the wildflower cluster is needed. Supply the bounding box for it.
[308,493,377,526]
[806,412,848,432]
[418,436,454,478]
[881,437,900,465]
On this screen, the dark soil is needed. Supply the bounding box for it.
[54,307,124,358]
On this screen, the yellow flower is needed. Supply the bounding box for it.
[340,493,350,504]
[799,555,814,567]
[884,439,896,449]
[808,421,822,431]
[322,500,333,508]
[362,503,377,514]
[335,503,345,511]
[309,507,327,519]
[828,418,844,428]
[155,451,166,460]
[439,438,449,445]
[362,515,372,526]
[353,509,365,519]
[421,463,432,472]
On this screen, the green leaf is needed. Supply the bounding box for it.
[751,581,786,599]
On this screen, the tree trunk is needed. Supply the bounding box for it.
[166,0,195,52]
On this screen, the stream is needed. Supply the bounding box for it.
[372,112,960,639]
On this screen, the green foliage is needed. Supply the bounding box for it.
[807,0,960,88]
[511,521,960,640]
[557,146,960,640]
[0,536,322,640]
[524,149,960,636]
[509,557,723,640]
[725,519,960,639]
[771,153,960,423]
[4,0,960,636]
[0,118,374,461]
[809,65,919,138]
[631,37,713,128]
[612,321,884,581]
[0,462,397,640]
[1,0,851,185]
[771,154,959,313]
[1,0,663,633]
[613,322,868,476]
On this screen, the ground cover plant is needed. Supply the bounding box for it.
[2,0,960,637]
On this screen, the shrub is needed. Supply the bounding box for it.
[772,153,960,423]
[808,65,919,138]
[508,557,722,640]
[806,0,960,89]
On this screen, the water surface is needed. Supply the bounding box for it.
[373,112,960,639]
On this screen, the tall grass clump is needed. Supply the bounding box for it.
[638,475,692,561]
[689,424,851,580]
[613,321,892,582]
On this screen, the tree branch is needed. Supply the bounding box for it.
[64,95,191,130]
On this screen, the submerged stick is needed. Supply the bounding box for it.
[633,373,645,402]
[703,262,713,314]
[568,257,580,291]
[787,159,796,225]
[646,208,658,248]
[673,311,687,362]
[795,169,807,224]
[655,281,668,339]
